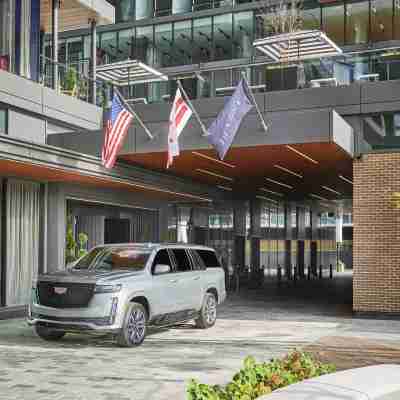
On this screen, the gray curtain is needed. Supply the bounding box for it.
[6,179,40,306]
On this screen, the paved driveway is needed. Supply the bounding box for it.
[1,273,400,400]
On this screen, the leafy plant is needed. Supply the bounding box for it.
[65,214,89,265]
[187,351,335,400]
[63,67,77,91]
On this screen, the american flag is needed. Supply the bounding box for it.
[102,93,134,169]
[167,88,192,168]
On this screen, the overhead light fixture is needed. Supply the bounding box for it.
[274,164,303,178]
[286,145,319,164]
[256,195,278,203]
[260,188,284,196]
[339,175,353,185]
[310,193,329,201]
[322,185,341,195]
[218,185,233,191]
[266,177,293,189]
[192,151,235,168]
[196,168,234,182]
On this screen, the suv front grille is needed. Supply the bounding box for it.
[37,282,95,308]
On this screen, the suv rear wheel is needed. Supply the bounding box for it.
[195,292,217,329]
[117,302,147,347]
[34,325,66,341]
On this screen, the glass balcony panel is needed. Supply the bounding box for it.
[100,31,118,64]
[135,26,154,65]
[346,0,369,44]
[116,0,135,22]
[322,3,345,45]
[155,0,172,17]
[118,29,135,61]
[371,0,393,41]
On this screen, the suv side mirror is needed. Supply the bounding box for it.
[154,264,171,275]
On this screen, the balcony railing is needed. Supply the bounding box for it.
[39,56,110,107]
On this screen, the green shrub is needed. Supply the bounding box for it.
[187,350,335,400]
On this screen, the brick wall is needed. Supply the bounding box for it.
[353,152,400,314]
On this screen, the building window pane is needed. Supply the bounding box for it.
[346,0,369,44]
[173,20,193,65]
[395,0,400,39]
[135,26,154,65]
[0,109,7,134]
[155,0,172,17]
[100,32,118,64]
[213,13,233,61]
[233,12,254,58]
[322,3,345,45]
[371,0,393,41]
[116,0,135,22]
[193,17,212,63]
[118,29,134,61]
[154,23,173,67]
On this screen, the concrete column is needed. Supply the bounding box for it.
[310,207,319,275]
[135,0,154,20]
[250,199,261,271]
[233,202,246,268]
[51,0,59,90]
[90,19,97,105]
[172,0,192,14]
[336,210,343,244]
[296,206,305,277]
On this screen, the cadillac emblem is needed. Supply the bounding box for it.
[54,287,67,295]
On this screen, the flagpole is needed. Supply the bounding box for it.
[176,80,209,137]
[113,87,154,140]
[241,71,269,133]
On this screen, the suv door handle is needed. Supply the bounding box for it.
[193,276,200,281]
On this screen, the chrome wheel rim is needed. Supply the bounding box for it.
[127,309,146,344]
[204,296,217,325]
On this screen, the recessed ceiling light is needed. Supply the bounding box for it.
[260,188,284,196]
[266,177,293,189]
[322,185,341,195]
[196,168,234,182]
[218,185,233,191]
[310,193,329,201]
[339,175,353,185]
[286,145,319,164]
[192,151,235,168]
[256,195,278,203]
[274,164,303,178]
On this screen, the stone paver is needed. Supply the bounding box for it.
[0,272,399,400]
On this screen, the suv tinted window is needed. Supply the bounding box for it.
[197,250,220,268]
[152,249,172,274]
[171,249,192,272]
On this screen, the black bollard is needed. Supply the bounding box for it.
[319,265,323,279]
[293,265,297,281]
[307,266,311,280]
[329,264,333,279]
[277,265,282,285]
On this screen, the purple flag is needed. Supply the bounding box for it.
[207,79,253,160]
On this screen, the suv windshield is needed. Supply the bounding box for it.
[73,247,152,272]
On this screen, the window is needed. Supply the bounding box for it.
[193,17,212,63]
[197,250,220,268]
[155,0,172,17]
[116,0,135,22]
[233,12,253,59]
[171,249,192,272]
[173,20,193,65]
[213,13,233,61]
[0,109,7,134]
[152,249,172,274]
[154,23,173,67]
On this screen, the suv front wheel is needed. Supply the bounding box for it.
[195,292,217,329]
[117,302,147,347]
[34,325,66,341]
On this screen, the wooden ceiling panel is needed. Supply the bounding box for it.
[120,143,353,201]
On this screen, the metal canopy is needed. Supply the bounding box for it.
[253,30,342,62]
[96,60,168,86]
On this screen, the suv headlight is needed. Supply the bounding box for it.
[94,284,122,294]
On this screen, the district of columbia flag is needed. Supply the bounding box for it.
[102,92,134,169]
[167,88,192,168]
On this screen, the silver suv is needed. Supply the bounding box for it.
[28,243,226,347]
